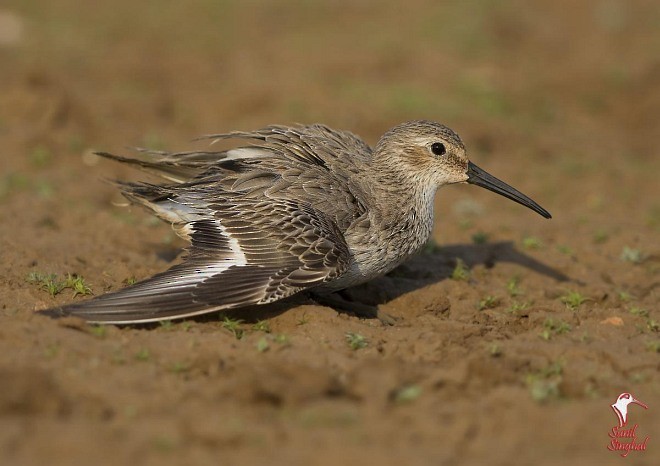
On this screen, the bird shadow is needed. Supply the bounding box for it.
[207,240,574,324]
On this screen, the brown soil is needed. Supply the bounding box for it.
[1,1,658,465]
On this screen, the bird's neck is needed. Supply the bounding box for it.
[368,167,438,249]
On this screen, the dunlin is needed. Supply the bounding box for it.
[40,120,550,323]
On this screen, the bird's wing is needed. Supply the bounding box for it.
[38,198,350,324]
[201,123,373,168]
[93,124,372,185]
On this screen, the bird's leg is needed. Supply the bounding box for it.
[309,291,398,326]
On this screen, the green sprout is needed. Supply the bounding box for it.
[506,275,523,297]
[256,337,270,353]
[273,334,290,345]
[221,317,244,339]
[592,229,609,244]
[525,360,564,403]
[123,276,138,286]
[560,291,588,310]
[628,307,649,318]
[89,325,107,338]
[159,320,174,330]
[507,301,530,314]
[135,349,151,361]
[252,320,271,333]
[64,274,92,297]
[489,343,502,357]
[646,340,660,353]
[393,385,422,404]
[522,236,542,250]
[620,246,644,264]
[478,296,500,310]
[471,231,489,244]
[27,272,92,298]
[27,272,65,297]
[540,318,572,340]
[171,362,189,374]
[451,258,470,281]
[345,332,368,350]
[556,245,574,256]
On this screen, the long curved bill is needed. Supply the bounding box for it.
[467,162,551,219]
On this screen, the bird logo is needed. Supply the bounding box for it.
[611,393,648,428]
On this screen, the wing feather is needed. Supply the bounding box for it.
[38,199,350,324]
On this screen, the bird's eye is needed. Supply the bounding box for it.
[431,142,446,156]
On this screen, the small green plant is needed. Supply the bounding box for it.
[64,274,92,297]
[471,231,489,244]
[36,181,54,198]
[252,320,271,333]
[180,322,193,332]
[478,296,499,310]
[488,343,502,357]
[525,360,564,403]
[522,236,542,250]
[159,320,174,330]
[0,172,29,200]
[628,307,649,318]
[507,301,530,314]
[617,290,634,302]
[458,218,473,230]
[221,317,244,339]
[27,272,65,297]
[135,349,151,361]
[647,319,659,332]
[506,275,523,297]
[345,332,368,350]
[171,362,189,374]
[592,229,609,244]
[560,290,588,310]
[540,318,572,340]
[647,205,660,230]
[556,245,574,256]
[274,334,290,345]
[123,276,138,286]
[393,385,422,404]
[646,340,660,353]
[620,246,644,264]
[256,337,270,353]
[89,325,107,338]
[43,343,59,359]
[29,145,52,167]
[27,272,93,298]
[451,258,470,281]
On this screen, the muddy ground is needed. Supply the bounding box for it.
[0,1,658,465]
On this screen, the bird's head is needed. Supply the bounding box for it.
[376,120,551,219]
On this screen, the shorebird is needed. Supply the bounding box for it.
[611,393,648,427]
[39,120,550,324]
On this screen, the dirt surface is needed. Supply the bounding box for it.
[1,1,658,465]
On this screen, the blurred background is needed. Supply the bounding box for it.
[1,1,658,465]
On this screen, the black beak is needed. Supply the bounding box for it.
[467,162,551,219]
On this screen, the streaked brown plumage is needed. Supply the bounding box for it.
[39,120,550,323]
